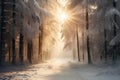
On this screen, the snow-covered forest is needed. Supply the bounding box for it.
[0,0,120,80]
[0,0,120,65]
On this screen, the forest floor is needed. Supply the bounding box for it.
[0,59,120,80]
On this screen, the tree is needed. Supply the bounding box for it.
[0,0,6,65]
[86,0,92,64]
[12,0,16,64]
[15,0,49,63]
[19,14,24,63]
[105,0,120,63]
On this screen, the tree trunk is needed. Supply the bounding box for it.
[19,33,24,63]
[12,0,16,64]
[39,25,44,62]
[0,0,6,65]
[76,26,80,61]
[104,29,107,61]
[86,0,92,64]
[112,0,117,64]
[27,41,33,63]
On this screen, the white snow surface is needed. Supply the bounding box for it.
[0,59,120,80]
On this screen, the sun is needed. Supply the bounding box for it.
[60,12,69,22]
[61,12,68,21]
[56,9,69,24]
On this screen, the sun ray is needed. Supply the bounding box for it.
[42,0,98,60]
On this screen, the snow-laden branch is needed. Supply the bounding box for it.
[105,8,120,46]
[105,8,120,17]
[110,33,120,46]
[105,8,120,29]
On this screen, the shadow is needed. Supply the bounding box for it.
[0,64,32,73]
[0,64,34,79]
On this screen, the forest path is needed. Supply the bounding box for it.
[0,60,120,80]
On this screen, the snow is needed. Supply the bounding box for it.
[0,59,120,80]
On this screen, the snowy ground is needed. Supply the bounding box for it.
[0,59,120,80]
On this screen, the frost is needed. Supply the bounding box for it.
[105,8,120,17]
[15,0,49,40]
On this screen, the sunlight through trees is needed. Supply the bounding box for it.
[0,0,120,65]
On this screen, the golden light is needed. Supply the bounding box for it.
[61,12,68,21]
[57,0,68,7]
[56,0,70,24]
[57,10,69,23]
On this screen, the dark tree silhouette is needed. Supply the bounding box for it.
[0,0,6,65]
[12,0,16,64]
[86,0,92,64]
